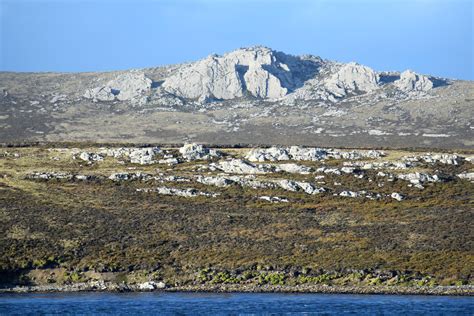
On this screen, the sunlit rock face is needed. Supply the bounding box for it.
[394,70,434,92]
[84,71,152,102]
[161,46,317,102]
[80,46,442,106]
[323,62,380,97]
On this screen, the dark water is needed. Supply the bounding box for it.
[0,292,472,315]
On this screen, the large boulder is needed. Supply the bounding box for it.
[78,152,104,162]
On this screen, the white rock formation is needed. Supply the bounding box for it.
[457,172,474,182]
[246,147,292,162]
[179,143,222,161]
[84,71,152,102]
[391,192,404,201]
[212,159,272,174]
[155,175,190,183]
[196,174,271,190]
[397,172,441,185]
[162,46,307,102]
[128,147,161,165]
[275,163,312,174]
[78,152,104,162]
[344,160,412,170]
[403,153,460,165]
[109,172,153,181]
[100,147,161,164]
[246,146,384,162]
[137,281,166,290]
[83,87,115,101]
[276,179,325,194]
[316,167,341,175]
[77,46,447,107]
[27,172,74,180]
[150,88,185,107]
[196,175,234,187]
[26,172,97,181]
[341,167,357,174]
[394,70,433,92]
[324,62,380,97]
[137,186,218,198]
[259,196,289,203]
[158,157,179,165]
[339,191,360,198]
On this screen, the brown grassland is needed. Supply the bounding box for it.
[0,145,473,290]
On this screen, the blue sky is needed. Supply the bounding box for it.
[1,0,473,79]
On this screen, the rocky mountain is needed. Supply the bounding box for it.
[0,46,472,148]
[81,46,438,105]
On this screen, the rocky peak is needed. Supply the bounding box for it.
[394,70,433,92]
[80,46,444,106]
[324,62,380,97]
[161,46,318,102]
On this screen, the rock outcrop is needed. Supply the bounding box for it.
[394,70,433,93]
[246,146,384,162]
[275,163,312,174]
[403,153,461,165]
[78,152,104,162]
[162,46,317,102]
[137,186,219,198]
[457,172,474,182]
[259,196,289,203]
[108,172,153,181]
[78,46,445,107]
[26,172,98,181]
[276,179,325,194]
[84,71,152,103]
[211,159,272,174]
[324,62,380,97]
[397,172,441,185]
[179,143,222,161]
[391,192,404,201]
[100,147,161,165]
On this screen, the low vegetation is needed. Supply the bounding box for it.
[0,145,472,289]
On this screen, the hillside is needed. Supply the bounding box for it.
[0,144,472,293]
[0,46,473,148]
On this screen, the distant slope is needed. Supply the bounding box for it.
[0,46,473,148]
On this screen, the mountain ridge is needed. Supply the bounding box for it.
[80,46,445,106]
[0,46,472,148]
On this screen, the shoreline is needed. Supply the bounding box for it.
[1,283,473,296]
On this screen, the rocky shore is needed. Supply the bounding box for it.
[1,282,472,296]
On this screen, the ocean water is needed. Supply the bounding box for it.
[0,292,472,315]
